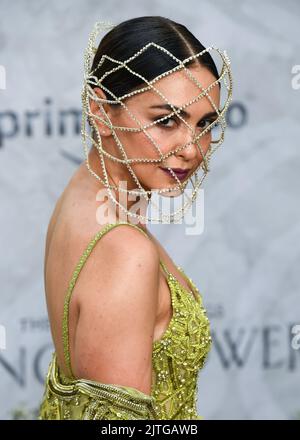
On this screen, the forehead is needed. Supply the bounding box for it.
[125,64,220,114]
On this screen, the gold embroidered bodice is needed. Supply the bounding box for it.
[38,221,212,420]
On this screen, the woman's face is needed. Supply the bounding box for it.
[90,63,220,194]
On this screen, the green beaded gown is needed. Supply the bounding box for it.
[38,221,212,420]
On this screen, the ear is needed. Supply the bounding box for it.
[89,87,113,136]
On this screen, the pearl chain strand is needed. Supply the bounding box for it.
[80,21,233,223]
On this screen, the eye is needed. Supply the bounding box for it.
[153,114,220,131]
[154,115,177,129]
[198,118,219,131]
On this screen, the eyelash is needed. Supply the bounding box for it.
[154,115,219,130]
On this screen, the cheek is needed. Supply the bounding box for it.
[137,128,168,159]
[201,132,212,147]
[130,162,157,188]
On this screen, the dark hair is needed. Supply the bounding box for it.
[90,15,219,103]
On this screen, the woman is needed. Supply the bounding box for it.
[39,16,232,420]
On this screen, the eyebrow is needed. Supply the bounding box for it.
[149,104,219,119]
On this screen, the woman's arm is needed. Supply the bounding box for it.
[71,225,160,418]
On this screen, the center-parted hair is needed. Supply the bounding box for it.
[81,16,233,223]
[90,16,220,102]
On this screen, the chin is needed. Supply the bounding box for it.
[166,188,184,198]
[155,183,185,198]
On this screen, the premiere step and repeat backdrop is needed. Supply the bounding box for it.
[0,0,299,420]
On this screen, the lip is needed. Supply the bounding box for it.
[160,167,190,181]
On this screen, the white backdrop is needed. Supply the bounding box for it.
[0,0,300,420]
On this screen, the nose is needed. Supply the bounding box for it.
[175,129,201,161]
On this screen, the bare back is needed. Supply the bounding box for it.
[44,162,196,379]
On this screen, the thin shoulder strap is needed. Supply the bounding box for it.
[62,221,162,379]
[159,259,171,277]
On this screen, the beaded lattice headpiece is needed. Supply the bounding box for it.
[81,21,233,224]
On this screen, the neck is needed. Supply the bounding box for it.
[81,145,150,226]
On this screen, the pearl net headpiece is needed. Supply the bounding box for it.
[81,21,233,224]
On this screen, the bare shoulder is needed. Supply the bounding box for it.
[97,223,159,272]
[76,223,160,293]
[72,223,161,395]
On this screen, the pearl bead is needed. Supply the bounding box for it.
[48,22,230,421]
[79,21,233,224]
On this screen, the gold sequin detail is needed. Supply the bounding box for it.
[39,222,212,420]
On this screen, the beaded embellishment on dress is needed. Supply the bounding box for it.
[150,261,212,419]
[38,222,212,420]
